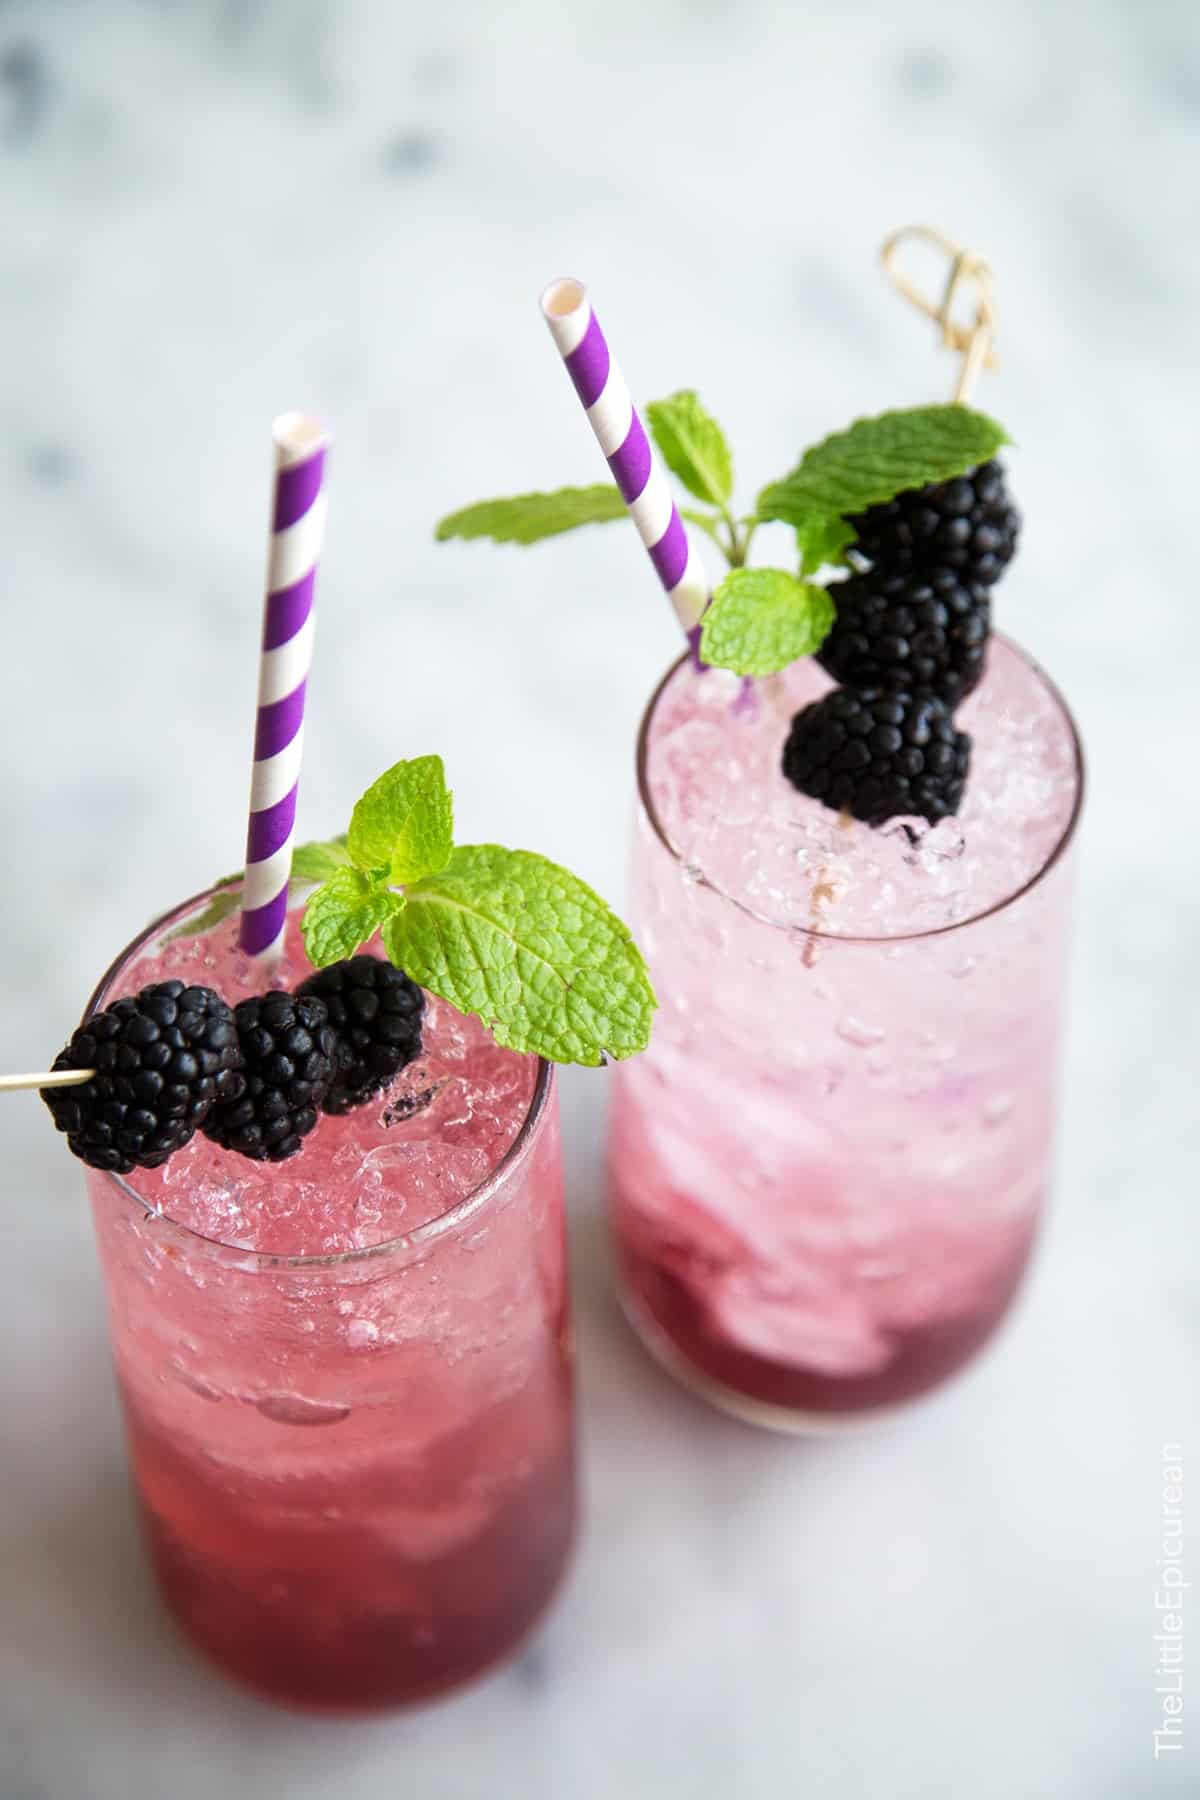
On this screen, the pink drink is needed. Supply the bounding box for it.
[84,897,574,1711]
[609,637,1082,1428]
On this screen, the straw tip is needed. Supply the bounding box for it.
[540,277,588,321]
[272,411,330,466]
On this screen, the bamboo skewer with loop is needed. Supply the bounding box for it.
[879,223,999,405]
[801,226,999,969]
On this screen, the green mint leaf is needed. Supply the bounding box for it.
[646,390,733,508]
[757,404,1010,524]
[383,845,656,1067]
[303,869,403,968]
[793,512,856,577]
[347,755,454,885]
[434,486,627,546]
[699,568,836,676]
[165,888,241,942]
[290,835,351,885]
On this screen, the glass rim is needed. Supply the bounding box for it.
[635,632,1086,946]
[85,884,555,1273]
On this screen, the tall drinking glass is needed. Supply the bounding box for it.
[609,637,1083,1430]
[83,888,575,1711]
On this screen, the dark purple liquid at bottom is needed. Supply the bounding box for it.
[126,1410,576,1714]
[616,1211,1038,1419]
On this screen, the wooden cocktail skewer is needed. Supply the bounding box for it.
[801,807,854,969]
[0,1067,94,1092]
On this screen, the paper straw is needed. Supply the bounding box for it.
[238,412,329,961]
[540,279,710,638]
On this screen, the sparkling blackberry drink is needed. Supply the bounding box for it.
[431,234,1084,1428]
[440,237,1076,1428]
[34,414,654,1710]
[83,892,575,1711]
[609,639,1082,1427]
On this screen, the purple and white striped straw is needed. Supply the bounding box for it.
[540,279,710,638]
[238,412,329,962]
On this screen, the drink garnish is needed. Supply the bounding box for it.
[815,567,991,708]
[41,982,245,1173]
[781,688,970,827]
[200,991,340,1164]
[436,228,1017,827]
[38,752,656,1170]
[20,386,654,1170]
[295,957,424,1115]
[437,394,1009,681]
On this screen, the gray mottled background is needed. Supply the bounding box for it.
[1,3,1197,1796]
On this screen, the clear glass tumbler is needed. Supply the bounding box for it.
[609,638,1084,1430]
[83,889,576,1712]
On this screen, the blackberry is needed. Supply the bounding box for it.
[296,955,425,1114]
[782,687,970,827]
[848,460,1019,587]
[41,982,244,1174]
[203,991,338,1162]
[818,568,991,705]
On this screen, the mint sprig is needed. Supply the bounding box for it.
[299,757,656,1067]
[436,399,1011,680]
[433,392,756,566]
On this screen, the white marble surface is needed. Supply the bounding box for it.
[1,2,1197,1795]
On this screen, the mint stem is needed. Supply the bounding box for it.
[685,510,731,558]
[723,516,759,570]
